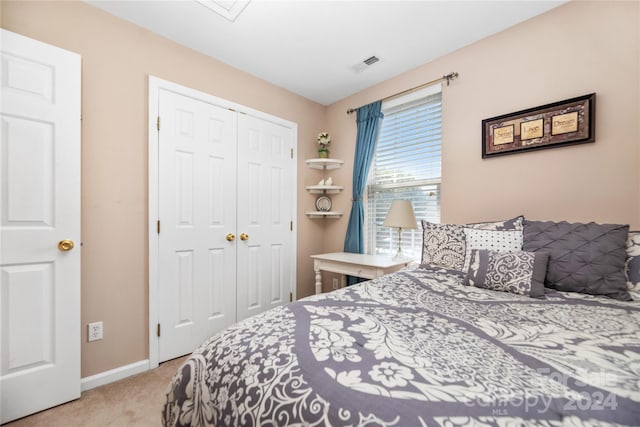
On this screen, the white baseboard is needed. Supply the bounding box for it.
[81,359,150,392]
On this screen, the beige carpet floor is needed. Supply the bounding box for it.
[4,356,187,427]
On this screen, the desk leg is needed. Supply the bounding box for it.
[314,266,322,295]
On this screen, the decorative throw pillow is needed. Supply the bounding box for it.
[626,231,640,292]
[421,221,466,271]
[463,249,548,297]
[523,220,631,301]
[463,228,523,272]
[466,215,524,231]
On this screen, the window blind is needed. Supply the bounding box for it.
[366,91,442,259]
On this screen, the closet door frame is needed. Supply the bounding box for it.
[147,76,298,368]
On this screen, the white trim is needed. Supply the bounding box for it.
[195,0,250,22]
[149,76,160,369]
[80,360,149,392]
[148,76,297,128]
[148,75,298,368]
[291,131,298,302]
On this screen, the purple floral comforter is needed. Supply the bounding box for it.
[163,267,640,426]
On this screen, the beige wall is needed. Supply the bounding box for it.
[2,0,639,378]
[1,0,326,377]
[325,0,640,268]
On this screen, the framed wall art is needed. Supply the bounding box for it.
[482,93,595,158]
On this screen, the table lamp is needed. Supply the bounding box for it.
[383,199,418,260]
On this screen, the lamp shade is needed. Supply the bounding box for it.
[383,200,418,229]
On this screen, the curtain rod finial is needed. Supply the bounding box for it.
[444,72,459,86]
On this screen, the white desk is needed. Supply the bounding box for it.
[310,252,411,294]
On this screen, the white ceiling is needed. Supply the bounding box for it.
[87,0,567,105]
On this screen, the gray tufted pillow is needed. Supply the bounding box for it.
[523,220,631,301]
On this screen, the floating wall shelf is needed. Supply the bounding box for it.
[306,158,344,219]
[305,185,344,194]
[305,158,344,170]
[305,211,343,219]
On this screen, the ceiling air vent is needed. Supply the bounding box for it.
[351,55,382,73]
[363,56,379,66]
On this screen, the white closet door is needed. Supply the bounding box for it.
[158,89,237,361]
[0,29,81,423]
[236,115,293,321]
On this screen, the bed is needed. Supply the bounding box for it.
[163,219,640,426]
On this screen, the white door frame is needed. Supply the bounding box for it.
[148,76,297,368]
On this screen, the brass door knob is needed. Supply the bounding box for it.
[226,233,235,242]
[58,239,75,251]
[240,233,249,241]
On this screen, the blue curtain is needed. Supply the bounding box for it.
[344,101,384,284]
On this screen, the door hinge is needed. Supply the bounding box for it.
[290,148,293,159]
[290,221,293,231]
[289,292,293,302]
[157,220,160,234]
[157,323,161,337]
[157,116,160,131]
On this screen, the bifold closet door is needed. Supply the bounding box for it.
[236,115,293,321]
[157,89,238,361]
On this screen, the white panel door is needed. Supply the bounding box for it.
[236,115,293,321]
[158,89,237,362]
[0,30,81,423]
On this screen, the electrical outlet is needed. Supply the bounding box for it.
[332,278,339,290]
[88,321,103,342]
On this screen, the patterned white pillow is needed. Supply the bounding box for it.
[421,221,466,271]
[463,228,523,272]
[466,215,524,231]
[463,249,548,297]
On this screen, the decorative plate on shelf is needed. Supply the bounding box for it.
[315,196,332,212]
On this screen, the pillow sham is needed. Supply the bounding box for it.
[466,215,524,231]
[463,228,523,272]
[626,231,640,292]
[463,249,548,297]
[421,221,466,271]
[523,220,631,301]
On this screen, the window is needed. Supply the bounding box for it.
[366,86,442,260]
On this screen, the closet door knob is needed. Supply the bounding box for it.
[240,233,249,241]
[226,233,235,242]
[58,239,75,251]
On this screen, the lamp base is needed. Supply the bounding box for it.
[392,252,408,261]
[392,245,409,261]
[392,227,406,261]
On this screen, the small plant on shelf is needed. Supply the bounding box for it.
[317,132,331,158]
